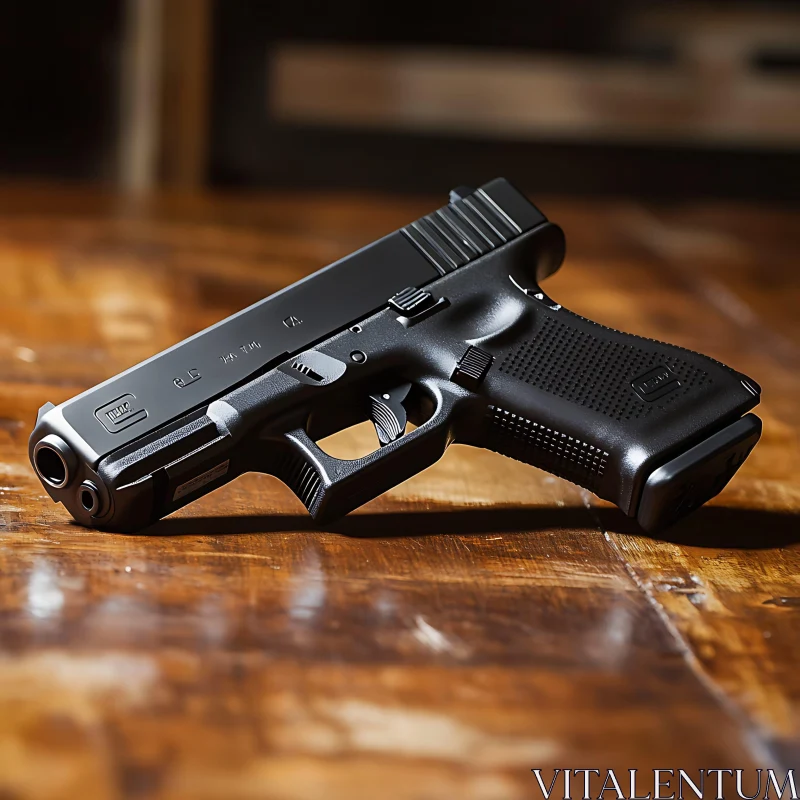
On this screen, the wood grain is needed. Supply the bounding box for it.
[0,184,797,799]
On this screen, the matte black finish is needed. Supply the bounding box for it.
[61,231,439,460]
[29,178,762,533]
[636,414,762,532]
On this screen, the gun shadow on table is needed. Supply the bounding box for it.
[140,505,800,549]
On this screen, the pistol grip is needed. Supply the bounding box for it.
[474,300,761,532]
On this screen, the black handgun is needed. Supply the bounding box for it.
[29,180,762,533]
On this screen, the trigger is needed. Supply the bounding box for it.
[369,383,411,446]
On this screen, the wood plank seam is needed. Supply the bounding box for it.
[601,523,788,771]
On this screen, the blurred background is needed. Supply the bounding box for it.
[0,8,798,796]
[1,0,798,202]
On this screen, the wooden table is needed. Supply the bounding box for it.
[0,185,797,799]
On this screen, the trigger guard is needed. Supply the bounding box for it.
[275,378,461,523]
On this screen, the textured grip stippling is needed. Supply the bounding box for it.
[499,314,711,421]
[487,406,609,491]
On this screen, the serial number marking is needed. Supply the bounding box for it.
[240,340,261,354]
[173,460,230,501]
[220,341,262,364]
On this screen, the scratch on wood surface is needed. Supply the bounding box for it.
[412,616,458,655]
[410,616,473,660]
